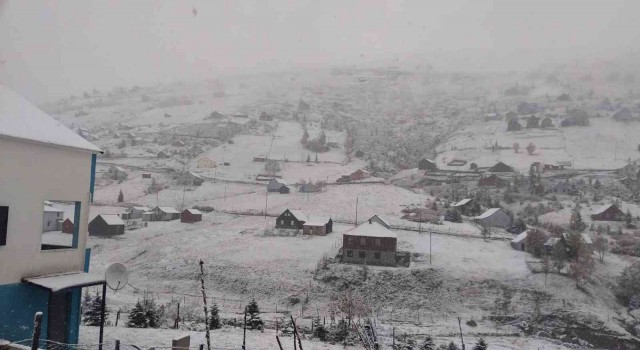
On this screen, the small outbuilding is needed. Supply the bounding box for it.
[181,209,203,223]
[61,218,75,234]
[107,165,128,180]
[451,198,482,216]
[350,169,370,181]
[154,207,181,221]
[591,204,624,221]
[267,178,290,193]
[89,214,125,236]
[197,157,217,168]
[510,230,528,251]
[474,208,512,229]
[303,217,333,235]
[418,158,438,171]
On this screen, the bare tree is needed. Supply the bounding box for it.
[594,235,608,262]
[526,142,536,155]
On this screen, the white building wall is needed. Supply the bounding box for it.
[42,211,63,232]
[0,137,92,285]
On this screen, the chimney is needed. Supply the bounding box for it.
[369,219,372,224]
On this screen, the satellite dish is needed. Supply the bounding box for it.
[105,263,128,291]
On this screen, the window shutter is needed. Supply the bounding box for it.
[0,206,8,246]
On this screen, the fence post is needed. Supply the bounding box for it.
[199,345,204,350]
[115,340,120,350]
[31,312,43,350]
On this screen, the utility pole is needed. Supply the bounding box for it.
[457,316,465,350]
[264,189,268,220]
[429,229,432,265]
[355,195,359,226]
[199,260,211,350]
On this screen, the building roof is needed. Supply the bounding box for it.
[110,165,126,172]
[544,237,560,246]
[0,85,101,153]
[452,198,473,207]
[475,208,503,220]
[369,215,391,227]
[304,216,331,226]
[511,230,528,243]
[184,208,202,215]
[132,206,151,211]
[188,171,202,179]
[271,178,288,186]
[157,207,180,214]
[592,204,617,215]
[24,271,105,292]
[344,221,397,238]
[97,214,125,226]
[288,209,308,222]
[43,205,65,213]
[581,233,593,245]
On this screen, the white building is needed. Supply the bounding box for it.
[0,85,104,344]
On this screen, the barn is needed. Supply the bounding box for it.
[591,204,624,221]
[302,217,333,235]
[451,198,481,216]
[181,208,203,223]
[478,174,509,187]
[89,214,125,236]
[61,218,75,234]
[154,207,181,221]
[474,208,512,229]
[418,158,438,171]
[488,162,515,173]
[342,220,397,267]
[267,178,290,193]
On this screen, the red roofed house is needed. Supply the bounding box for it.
[61,218,75,234]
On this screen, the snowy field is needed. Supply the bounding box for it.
[437,117,640,172]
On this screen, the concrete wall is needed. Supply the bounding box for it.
[342,249,395,266]
[0,137,92,285]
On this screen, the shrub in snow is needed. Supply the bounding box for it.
[420,335,435,350]
[616,262,640,307]
[313,323,328,341]
[127,301,148,328]
[472,338,488,350]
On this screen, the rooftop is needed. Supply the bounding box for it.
[475,208,503,220]
[0,85,101,153]
[344,221,397,238]
[98,214,125,226]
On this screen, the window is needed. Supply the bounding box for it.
[374,252,381,259]
[42,200,81,250]
[346,250,353,257]
[360,237,366,245]
[358,251,365,258]
[347,236,353,243]
[280,220,284,225]
[375,239,381,246]
[0,206,8,246]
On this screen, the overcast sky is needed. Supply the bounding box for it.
[1,0,640,102]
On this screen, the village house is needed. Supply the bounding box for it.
[541,116,554,128]
[128,206,150,219]
[546,181,579,195]
[181,171,204,186]
[526,115,540,128]
[337,174,352,183]
[276,209,309,229]
[488,161,515,173]
[478,174,510,187]
[88,214,125,236]
[510,230,529,251]
[591,204,624,221]
[418,157,438,171]
[153,207,181,221]
[61,218,75,234]
[106,165,128,180]
[350,169,370,181]
[298,182,319,193]
[267,178,290,193]
[302,217,333,235]
[43,204,65,232]
[197,157,217,168]
[451,198,482,216]
[507,118,522,131]
[0,85,104,344]
[342,220,398,267]
[157,150,170,158]
[181,208,203,223]
[142,172,152,179]
[368,215,391,229]
[474,208,512,229]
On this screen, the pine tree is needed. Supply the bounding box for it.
[473,338,488,350]
[246,298,260,316]
[315,154,319,163]
[319,131,326,145]
[209,304,221,329]
[625,209,633,227]
[306,154,311,164]
[569,208,586,232]
[127,301,148,328]
[144,298,160,328]
[82,292,104,326]
[420,335,435,350]
[117,189,124,203]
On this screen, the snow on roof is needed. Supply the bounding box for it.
[188,171,202,179]
[475,208,502,220]
[110,165,126,172]
[271,178,288,186]
[185,208,202,215]
[452,198,472,207]
[43,205,65,213]
[511,230,528,243]
[25,271,105,292]
[544,237,560,246]
[132,206,150,211]
[369,215,391,226]
[288,209,308,221]
[304,216,331,226]
[0,85,101,153]
[98,214,125,226]
[344,221,397,238]
[592,204,616,215]
[157,207,180,214]
[581,233,593,245]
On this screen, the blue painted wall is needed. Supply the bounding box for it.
[0,283,49,342]
[90,154,97,202]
